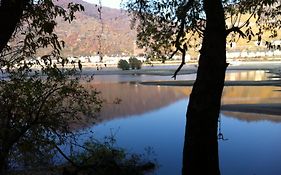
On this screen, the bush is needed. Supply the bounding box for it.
[117,59,130,70]
[129,57,142,69]
[64,137,157,175]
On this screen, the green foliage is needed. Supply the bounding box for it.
[0,0,85,69]
[0,69,102,169]
[65,137,157,175]
[125,0,280,61]
[117,59,130,70]
[125,0,202,61]
[129,57,142,69]
[0,0,102,172]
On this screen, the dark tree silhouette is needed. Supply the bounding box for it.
[182,0,226,174]
[0,1,157,174]
[0,0,25,52]
[126,0,280,174]
[0,0,280,174]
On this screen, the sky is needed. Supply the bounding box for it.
[83,0,124,9]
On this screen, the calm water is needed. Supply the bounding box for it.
[77,70,281,175]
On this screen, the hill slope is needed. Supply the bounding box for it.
[55,0,136,56]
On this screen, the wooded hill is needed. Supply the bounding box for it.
[53,0,280,58]
[54,0,136,56]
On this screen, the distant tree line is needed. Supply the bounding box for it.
[118,56,142,70]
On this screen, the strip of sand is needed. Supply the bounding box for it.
[221,103,281,116]
[222,111,281,123]
[140,80,281,86]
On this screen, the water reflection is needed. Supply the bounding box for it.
[77,70,281,175]
[225,70,271,81]
[86,83,191,122]
[82,100,281,175]
[81,100,188,175]
[78,70,281,124]
[222,86,281,104]
[89,74,197,83]
[85,82,281,123]
[219,115,281,175]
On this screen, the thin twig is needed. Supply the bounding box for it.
[55,145,79,168]
[172,44,186,80]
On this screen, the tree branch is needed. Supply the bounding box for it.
[237,2,261,29]
[172,45,186,80]
[226,26,246,38]
[55,145,79,168]
[170,0,196,80]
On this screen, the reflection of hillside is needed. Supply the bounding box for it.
[82,79,281,123]
[222,86,281,122]
[87,83,191,121]
[222,86,281,104]
[88,84,280,122]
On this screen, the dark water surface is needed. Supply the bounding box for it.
[77,70,281,175]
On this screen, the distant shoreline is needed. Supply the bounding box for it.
[79,61,281,76]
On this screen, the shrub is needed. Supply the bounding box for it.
[64,137,157,175]
[117,59,130,70]
[129,57,142,69]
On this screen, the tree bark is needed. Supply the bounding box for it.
[0,0,25,53]
[182,0,227,174]
[0,150,9,174]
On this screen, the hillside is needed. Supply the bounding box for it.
[54,0,136,56]
[53,0,280,58]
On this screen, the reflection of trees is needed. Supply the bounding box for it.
[89,83,191,121]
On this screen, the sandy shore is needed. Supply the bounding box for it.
[222,103,281,116]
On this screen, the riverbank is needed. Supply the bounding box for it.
[81,61,281,76]
[81,61,281,117]
[222,103,281,116]
[84,61,281,117]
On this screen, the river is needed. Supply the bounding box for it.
[75,70,281,175]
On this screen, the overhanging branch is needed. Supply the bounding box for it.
[172,44,186,80]
[226,26,246,38]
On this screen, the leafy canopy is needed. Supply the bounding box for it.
[0,0,102,171]
[125,0,280,61]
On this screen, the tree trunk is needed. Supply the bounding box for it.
[0,0,25,53]
[182,0,227,174]
[0,151,9,174]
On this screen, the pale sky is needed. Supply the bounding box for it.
[83,0,124,9]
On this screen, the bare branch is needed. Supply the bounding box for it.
[172,45,186,80]
[55,144,79,168]
[168,48,179,60]
[226,26,246,38]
